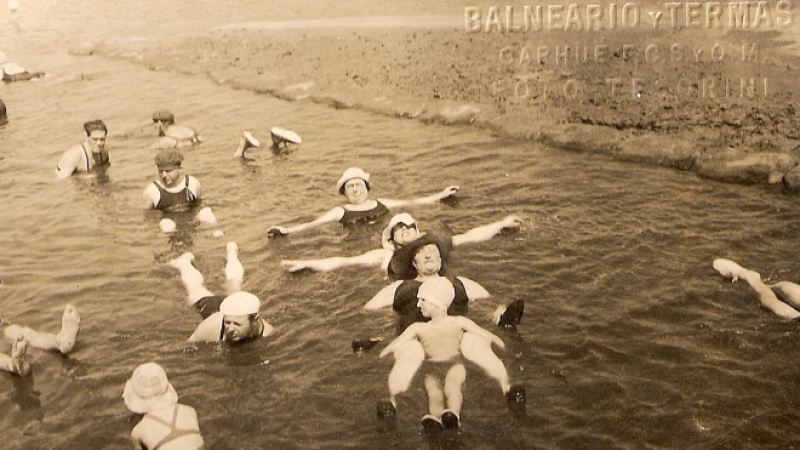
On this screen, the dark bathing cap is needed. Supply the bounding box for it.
[155,148,184,170]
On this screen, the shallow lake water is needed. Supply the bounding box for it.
[2,1,800,449]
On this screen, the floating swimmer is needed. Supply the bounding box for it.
[151,109,203,149]
[267,167,459,237]
[0,304,81,377]
[366,235,526,418]
[0,51,46,83]
[167,243,274,343]
[378,278,508,429]
[714,258,800,320]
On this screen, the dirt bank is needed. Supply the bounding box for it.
[84,3,800,191]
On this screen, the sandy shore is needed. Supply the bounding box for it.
[84,1,800,191]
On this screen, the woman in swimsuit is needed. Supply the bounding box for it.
[123,362,205,450]
[267,167,459,237]
[280,212,522,275]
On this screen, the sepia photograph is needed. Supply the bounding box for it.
[2,1,800,449]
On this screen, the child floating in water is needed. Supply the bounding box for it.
[378,277,509,429]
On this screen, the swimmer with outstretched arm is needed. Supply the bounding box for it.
[0,304,81,377]
[281,212,522,274]
[367,234,526,418]
[378,277,506,429]
[267,167,458,237]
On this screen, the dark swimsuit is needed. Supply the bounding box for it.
[392,276,470,334]
[339,201,389,225]
[56,143,109,173]
[81,143,110,171]
[144,405,204,450]
[153,176,197,212]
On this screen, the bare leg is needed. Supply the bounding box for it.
[387,340,425,406]
[3,305,81,355]
[56,304,81,354]
[224,242,244,294]
[424,374,445,418]
[0,336,31,376]
[168,253,214,304]
[443,364,467,417]
[771,281,800,309]
[441,364,466,429]
[717,260,800,320]
[460,332,511,393]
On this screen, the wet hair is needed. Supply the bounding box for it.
[83,119,108,136]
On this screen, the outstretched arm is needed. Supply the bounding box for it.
[267,207,345,237]
[379,185,459,209]
[455,316,505,350]
[379,323,422,358]
[364,280,404,310]
[451,215,522,247]
[281,248,390,273]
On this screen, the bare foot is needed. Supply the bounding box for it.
[713,258,746,282]
[56,304,81,354]
[10,335,31,376]
[168,252,195,269]
[226,242,239,255]
[280,260,306,273]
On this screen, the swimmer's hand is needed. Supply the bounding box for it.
[267,226,288,238]
[502,215,523,230]
[440,185,459,199]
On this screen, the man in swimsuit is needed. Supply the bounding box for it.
[714,258,800,319]
[123,362,205,450]
[379,277,506,429]
[55,120,110,180]
[151,109,203,150]
[366,234,526,417]
[167,242,274,343]
[143,149,201,212]
[266,167,459,236]
[0,304,81,377]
